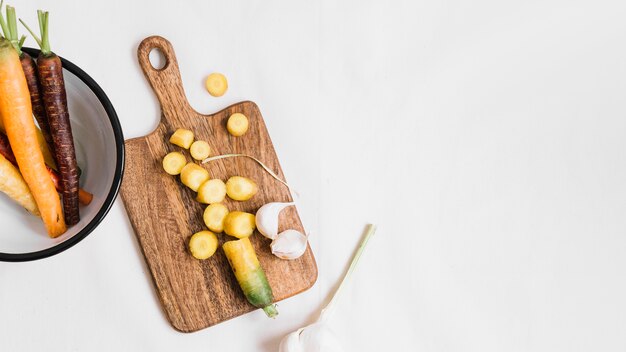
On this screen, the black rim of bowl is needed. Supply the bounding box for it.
[0,48,125,262]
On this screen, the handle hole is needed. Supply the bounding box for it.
[148,48,167,70]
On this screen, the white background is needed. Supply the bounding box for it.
[1,0,626,351]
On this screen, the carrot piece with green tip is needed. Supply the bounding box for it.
[223,237,278,318]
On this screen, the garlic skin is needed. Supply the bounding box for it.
[271,229,308,260]
[279,323,344,352]
[255,202,294,239]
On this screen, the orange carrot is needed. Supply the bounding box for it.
[0,37,65,237]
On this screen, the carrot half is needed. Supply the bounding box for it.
[0,132,92,205]
[22,11,80,225]
[0,37,65,237]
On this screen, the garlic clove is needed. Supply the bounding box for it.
[278,323,345,352]
[271,229,308,260]
[255,202,294,240]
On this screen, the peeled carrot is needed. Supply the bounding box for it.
[22,11,80,225]
[0,132,92,205]
[0,37,65,237]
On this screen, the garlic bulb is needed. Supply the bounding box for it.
[255,202,294,239]
[279,324,344,352]
[278,224,378,352]
[271,229,308,260]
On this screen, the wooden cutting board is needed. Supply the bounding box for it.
[120,36,317,332]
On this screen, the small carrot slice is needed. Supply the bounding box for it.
[169,129,194,149]
[0,38,65,236]
[189,140,211,160]
[162,152,186,175]
[189,231,218,260]
[205,73,228,97]
[226,113,249,137]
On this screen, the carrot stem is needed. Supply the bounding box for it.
[21,10,50,54]
[0,2,21,56]
[0,0,7,42]
[18,18,42,50]
[6,6,14,41]
[37,10,43,36]
[38,10,49,55]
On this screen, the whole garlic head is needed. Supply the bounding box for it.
[278,323,345,352]
[271,229,308,260]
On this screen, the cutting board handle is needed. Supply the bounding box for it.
[137,36,196,126]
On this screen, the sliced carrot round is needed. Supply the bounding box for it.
[190,140,211,160]
[189,231,218,260]
[205,73,228,97]
[227,113,249,137]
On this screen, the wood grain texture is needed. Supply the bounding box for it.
[120,36,317,332]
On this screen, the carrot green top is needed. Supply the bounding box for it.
[0,2,26,56]
[19,9,51,56]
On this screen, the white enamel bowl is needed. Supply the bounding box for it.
[0,48,124,262]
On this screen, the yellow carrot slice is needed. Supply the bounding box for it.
[205,73,228,97]
[226,113,249,137]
